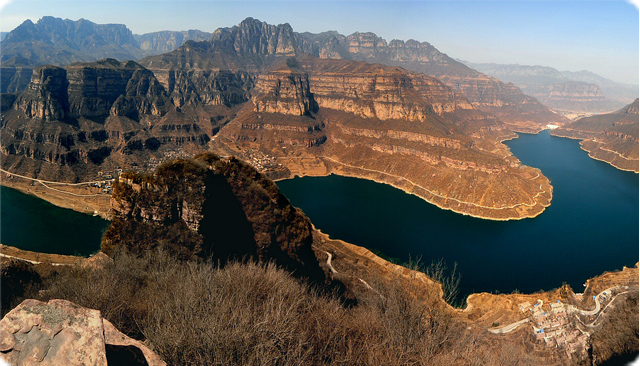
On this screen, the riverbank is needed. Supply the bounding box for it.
[272,152,552,221]
[0,170,112,219]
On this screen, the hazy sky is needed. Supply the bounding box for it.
[1,0,638,85]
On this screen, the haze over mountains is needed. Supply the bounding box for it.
[1,16,635,117]
[461,62,637,115]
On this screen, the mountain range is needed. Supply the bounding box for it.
[1,16,637,218]
[462,62,637,115]
[3,16,635,118]
[1,17,561,220]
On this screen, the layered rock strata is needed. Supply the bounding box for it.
[1,59,237,182]
[211,56,552,220]
[551,99,639,172]
[295,31,567,131]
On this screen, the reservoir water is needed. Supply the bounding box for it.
[277,130,639,298]
[0,186,108,256]
[0,130,637,299]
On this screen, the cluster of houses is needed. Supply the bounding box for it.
[245,150,282,172]
[519,300,590,359]
[94,149,193,193]
[94,169,125,193]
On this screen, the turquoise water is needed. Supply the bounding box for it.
[277,130,639,298]
[0,186,109,256]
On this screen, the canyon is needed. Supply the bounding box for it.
[1,17,561,220]
[1,155,637,365]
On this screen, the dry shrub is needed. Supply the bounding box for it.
[18,250,538,365]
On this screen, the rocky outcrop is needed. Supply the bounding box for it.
[14,65,69,121]
[212,17,298,58]
[164,69,253,108]
[66,59,168,118]
[0,298,165,366]
[11,59,169,122]
[253,70,318,116]
[104,154,324,278]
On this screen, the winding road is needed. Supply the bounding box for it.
[488,287,630,334]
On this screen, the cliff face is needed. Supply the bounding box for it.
[13,65,69,121]
[11,59,168,121]
[296,32,566,130]
[551,98,639,172]
[211,55,552,220]
[253,69,318,116]
[0,59,234,179]
[104,154,323,278]
[464,63,630,114]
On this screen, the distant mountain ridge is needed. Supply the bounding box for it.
[135,30,212,54]
[1,16,146,67]
[461,62,637,114]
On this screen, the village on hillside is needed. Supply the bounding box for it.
[514,286,633,359]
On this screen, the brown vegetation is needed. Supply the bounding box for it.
[3,249,542,366]
[588,291,639,364]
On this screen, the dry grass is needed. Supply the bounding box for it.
[9,250,541,365]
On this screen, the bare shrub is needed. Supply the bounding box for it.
[17,250,537,365]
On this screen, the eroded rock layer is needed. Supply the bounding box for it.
[211,56,552,220]
[551,99,639,172]
[2,18,555,220]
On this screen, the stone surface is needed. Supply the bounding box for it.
[0,299,165,366]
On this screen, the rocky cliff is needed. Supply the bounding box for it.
[210,55,552,220]
[1,58,234,181]
[296,32,566,131]
[104,153,324,278]
[551,99,639,172]
[464,63,631,114]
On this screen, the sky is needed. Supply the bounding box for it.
[0,0,638,85]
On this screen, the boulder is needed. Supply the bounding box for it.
[0,299,165,366]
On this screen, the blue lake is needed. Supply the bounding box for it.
[277,130,639,298]
[0,186,109,256]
